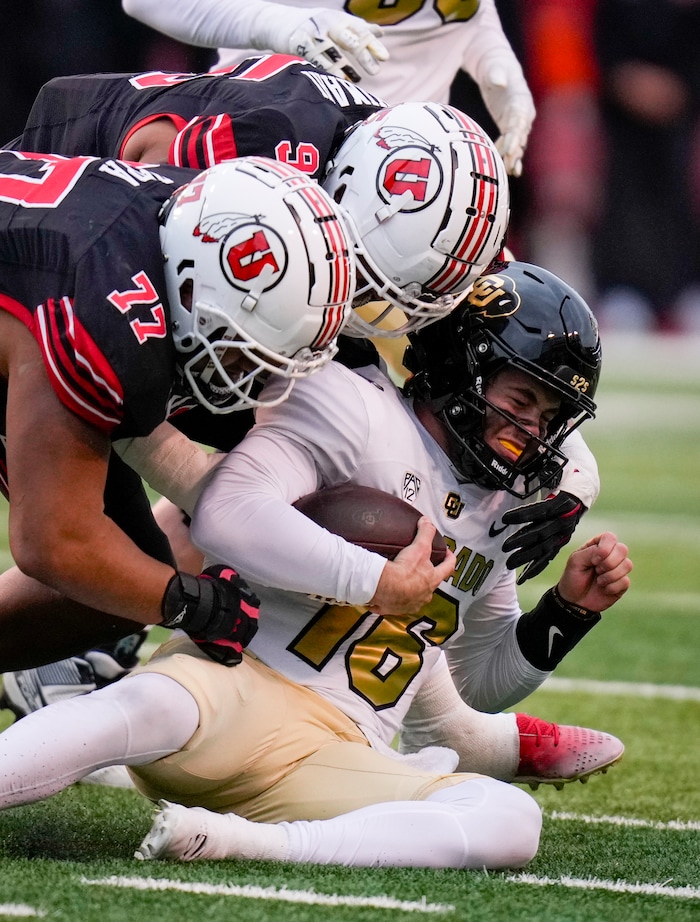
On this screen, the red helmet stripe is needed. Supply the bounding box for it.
[245,155,302,180]
[299,183,353,308]
[446,143,500,267]
[431,257,471,292]
[314,303,347,348]
[424,110,505,293]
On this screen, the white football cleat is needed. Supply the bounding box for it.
[135,800,233,861]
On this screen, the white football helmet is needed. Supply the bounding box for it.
[323,102,510,338]
[160,156,355,413]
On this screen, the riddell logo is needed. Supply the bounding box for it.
[379,147,442,212]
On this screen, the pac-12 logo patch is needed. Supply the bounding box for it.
[402,472,421,503]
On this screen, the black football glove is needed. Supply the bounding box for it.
[161,565,260,666]
[501,491,586,585]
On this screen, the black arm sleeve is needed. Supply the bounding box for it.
[515,587,601,671]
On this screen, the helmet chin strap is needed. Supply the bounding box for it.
[374,189,414,224]
[240,263,275,312]
[411,399,453,458]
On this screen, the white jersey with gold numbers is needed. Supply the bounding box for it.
[192,361,550,752]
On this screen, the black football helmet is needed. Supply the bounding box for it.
[403,260,602,498]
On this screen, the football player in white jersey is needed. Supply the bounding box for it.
[1,100,594,730]
[122,0,535,176]
[0,260,631,867]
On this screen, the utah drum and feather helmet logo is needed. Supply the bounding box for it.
[466,273,522,319]
[194,212,288,296]
[372,125,443,213]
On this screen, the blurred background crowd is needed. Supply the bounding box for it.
[2,0,700,334]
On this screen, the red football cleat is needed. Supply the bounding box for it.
[515,713,624,790]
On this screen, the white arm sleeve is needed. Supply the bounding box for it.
[113,423,223,516]
[191,367,387,603]
[459,0,519,78]
[457,0,535,177]
[123,0,283,49]
[122,0,387,70]
[443,567,551,713]
[192,432,385,604]
[558,429,600,509]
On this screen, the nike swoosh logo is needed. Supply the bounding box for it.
[548,625,564,658]
[489,520,508,537]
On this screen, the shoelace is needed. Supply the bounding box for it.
[518,715,561,748]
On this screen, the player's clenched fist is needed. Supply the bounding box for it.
[557,532,632,614]
[161,565,260,665]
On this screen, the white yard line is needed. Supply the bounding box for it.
[506,873,700,901]
[81,877,454,913]
[82,871,700,911]
[547,811,700,832]
[541,675,700,701]
[0,907,45,918]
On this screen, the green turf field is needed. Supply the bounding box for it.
[0,332,698,921]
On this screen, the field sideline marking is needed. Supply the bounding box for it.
[548,811,700,832]
[542,676,700,701]
[506,873,700,901]
[0,907,44,918]
[583,511,700,546]
[81,876,454,913]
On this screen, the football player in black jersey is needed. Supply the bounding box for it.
[8,69,516,563]
[6,59,591,583]
[1,72,597,722]
[7,57,384,178]
[0,151,356,674]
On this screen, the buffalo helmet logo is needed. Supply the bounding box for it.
[466,273,521,319]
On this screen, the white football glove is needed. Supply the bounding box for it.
[289,9,389,83]
[460,0,536,177]
[477,54,536,177]
[254,7,388,83]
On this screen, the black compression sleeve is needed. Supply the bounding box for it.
[515,586,601,671]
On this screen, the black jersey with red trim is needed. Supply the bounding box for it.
[0,150,199,443]
[14,55,385,179]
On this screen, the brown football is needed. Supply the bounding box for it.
[293,483,447,564]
